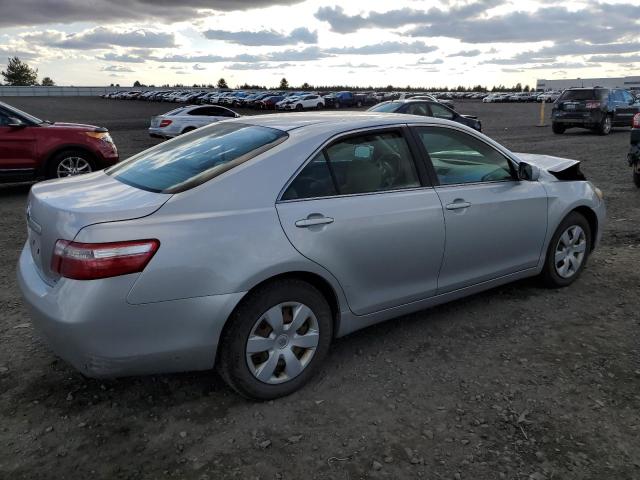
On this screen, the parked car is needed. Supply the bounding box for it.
[552,87,640,135]
[324,91,367,108]
[280,94,325,110]
[148,105,239,138]
[368,99,482,131]
[405,93,455,109]
[259,95,285,110]
[18,112,605,399]
[628,113,640,187]
[0,101,118,182]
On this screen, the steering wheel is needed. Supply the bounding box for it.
[377,153,401,188]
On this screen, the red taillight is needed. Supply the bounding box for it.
[633,113,640,129]
[51,239,159,280]
[585,101,601,109]
[159,119,172,128]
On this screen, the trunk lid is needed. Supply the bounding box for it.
[26,171,171,284]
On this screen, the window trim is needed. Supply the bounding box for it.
[277,124,432,203]
[408,124,519,188]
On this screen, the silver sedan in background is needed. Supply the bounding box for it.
[18,112,605,400]
[148,104,239,139]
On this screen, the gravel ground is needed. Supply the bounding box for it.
[1,97,639,480]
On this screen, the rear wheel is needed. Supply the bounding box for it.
[217,279,333,400]
[633,168,640,188]
[598,115,612,135]
[48,149,95,179]
[181,126,196,135]
[316,103,323,109]
[552,122,565,134]
[541,212,591,288]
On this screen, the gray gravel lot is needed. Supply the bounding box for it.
[1,97,639,480]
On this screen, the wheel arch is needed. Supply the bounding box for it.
[42,144,98,177]
[218,270,343,356]
[571,205,598,250]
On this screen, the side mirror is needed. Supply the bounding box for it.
[7,117,26,128]
[518,162,540,181]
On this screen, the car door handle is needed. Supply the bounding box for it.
[446,201,472,210]
[295,216,334,228]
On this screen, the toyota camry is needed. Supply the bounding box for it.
[18,112,605,400]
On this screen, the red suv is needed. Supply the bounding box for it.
[0,101,119,182]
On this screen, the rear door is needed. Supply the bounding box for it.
[276,127,445,315]
[0,109,37,172]
[411,125,548,293]
[616,90,638,126]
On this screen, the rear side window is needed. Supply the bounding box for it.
[282,131,420,200]
[429,103,455,120]
[368,102,402,112]
[108,123,288,193]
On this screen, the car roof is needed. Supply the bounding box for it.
[224,111,453,132]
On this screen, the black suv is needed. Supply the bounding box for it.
[552,87,640,135]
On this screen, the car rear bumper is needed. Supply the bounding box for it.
[17,244,244,378]
[148,127,175,139]
[552,110,605,127]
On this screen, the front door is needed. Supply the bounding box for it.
[412,125,548,293]
[276,128,445,315]
[0,110,37,171]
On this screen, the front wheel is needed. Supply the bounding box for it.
[541,212,591,288]
[217,279,333,400]
[48,150,95,179]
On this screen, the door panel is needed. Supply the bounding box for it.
[277,189,445,315]
[0,126,37,169]
[435,181,547,293]
[411,125,548,293]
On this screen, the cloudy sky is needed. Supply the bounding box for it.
[0,0,639,88]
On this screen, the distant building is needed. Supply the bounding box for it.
[536,76,640,91]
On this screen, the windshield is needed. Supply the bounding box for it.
[0,101,43,124]
[558,89,607,101]
[368,102,402,113]
[107,122,288,193]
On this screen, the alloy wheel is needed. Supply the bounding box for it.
[554,225,587,278]
[245,302,319,384]
[57,156,92,177]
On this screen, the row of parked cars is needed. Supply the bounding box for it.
[103,89,466,110]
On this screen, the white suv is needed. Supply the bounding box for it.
[282,94,325,110]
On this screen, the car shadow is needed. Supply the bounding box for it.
[0,182,33,196]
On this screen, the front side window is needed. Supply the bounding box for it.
[108,122,288,193]
[416,127,514,185]
[0,110,9,126]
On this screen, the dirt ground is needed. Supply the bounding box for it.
[1,97,639,480]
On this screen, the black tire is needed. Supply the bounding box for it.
[47,149,95,179]
[296,103,303,111]
[356,101,363,108]
[541,212,592,288]
[598,115,612,135]
[217,279,333,400]
[552,122,565,134]
[633,169,640,188]
[317,103,323,109]
[181,127,196,135]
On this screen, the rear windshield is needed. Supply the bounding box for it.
[558,89,607,101]
[107,122,288,193]
[368,101,402,112]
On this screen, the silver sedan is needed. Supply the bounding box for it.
[18,112,605,399]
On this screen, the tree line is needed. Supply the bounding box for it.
[2,57,532,92]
